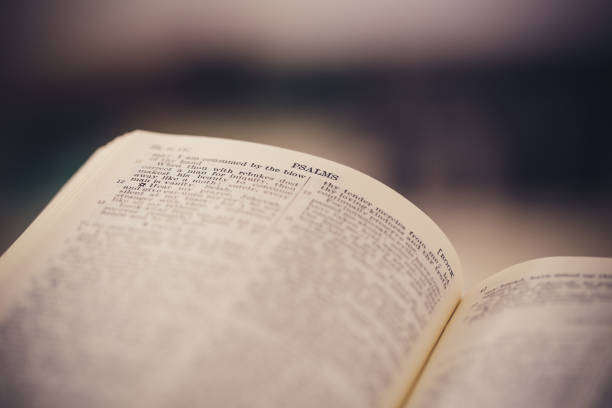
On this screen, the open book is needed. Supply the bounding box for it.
[0,130,610,408]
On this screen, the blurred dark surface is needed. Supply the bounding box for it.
[1,1,611,279]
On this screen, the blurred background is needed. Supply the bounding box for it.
[1,0,611,286]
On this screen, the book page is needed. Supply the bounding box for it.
[0,130,463,408]
[406,257,612,408]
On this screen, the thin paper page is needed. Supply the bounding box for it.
[0,131,462,408]
[406,257,612,408]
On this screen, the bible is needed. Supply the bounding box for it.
[0,130,610,407]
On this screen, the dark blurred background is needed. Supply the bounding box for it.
[1,0,611,285]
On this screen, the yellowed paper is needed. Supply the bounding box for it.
[0,130,463,407]
[406,257,612,408]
